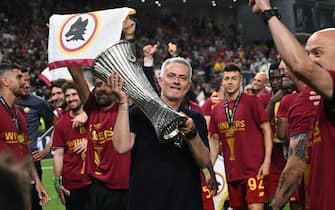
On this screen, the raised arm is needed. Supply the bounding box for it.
[249,0,334,99]
[105,73,134,153]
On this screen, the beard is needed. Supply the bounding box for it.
[95,92,117,107]
[70,104,82,113]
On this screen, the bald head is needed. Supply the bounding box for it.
[306,28,335,70]
[252,72,268,94]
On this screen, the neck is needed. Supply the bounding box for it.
[0,91,16,107]
[161,97,182,111]
[70,107,83,117]
[226,91,240,102]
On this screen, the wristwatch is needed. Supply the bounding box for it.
[261,7,281,24]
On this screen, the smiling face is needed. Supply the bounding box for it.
[158,62,192,103]
[51,86,65,109]
[306,29,335,70]
[252,72,267,93]
[65,88,81,112]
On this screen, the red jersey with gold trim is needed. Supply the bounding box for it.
[201,96,222,116]
[52,112,91,190]
[209,93,269,181]
[84,93,130,189]
[259,91,286,174]
[309,70,335,210]
[287,86,318,208]
[277,93,297,119]
[0,104,29,161]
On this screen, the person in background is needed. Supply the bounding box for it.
[52,81,91,210]
[244,84,254,95]
[252,72,268,95]
[16,66,54,210]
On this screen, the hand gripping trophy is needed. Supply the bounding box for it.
[92,40,187,147]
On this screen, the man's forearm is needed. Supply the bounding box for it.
[112,103,133,154]
[188,134,211,169]
[271,133,307,208]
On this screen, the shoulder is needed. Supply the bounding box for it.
[211,100,224,112]
[54,112,70,127]
[129,105,144,118]
[182,108,205,124]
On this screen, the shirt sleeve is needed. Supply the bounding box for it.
[277,95,291,119]
[253,95,269,124]
[83,92,97,115]
[191,110,209,148]
[201,98,212,116]
[52,119,65,148]
[288,91,317,137]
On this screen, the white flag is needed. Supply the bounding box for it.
[48,7,135,70]
[213,155,229,210]
[39,67,72,86]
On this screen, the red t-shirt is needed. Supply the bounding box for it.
[189,100,203,114]
[257,90,273,109]
[201,97,222,116]
[259,90,286,174]
[52,112,91,190]
[209,93,269,181]
[0,104,29,161]
[288,87,317,139]
[277,93,297,119]
[288,87,317,161]
[309,70,335,210]
[84,93,130,190]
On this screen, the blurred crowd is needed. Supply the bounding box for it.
[0,0,279,103]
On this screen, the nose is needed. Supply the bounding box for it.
[172,77,181,84]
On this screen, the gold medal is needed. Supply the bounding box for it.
[17,134,25,144]
[229,127,235,135]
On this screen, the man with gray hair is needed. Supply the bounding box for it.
[112,56,218,210]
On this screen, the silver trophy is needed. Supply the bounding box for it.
[92,40,187,145]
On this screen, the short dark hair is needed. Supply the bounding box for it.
[295,33,311,46]
[268,63,280,74]
[50,79,67,90]
[62,81,78,94]
[223,63,241,74]
[0,62,22,76]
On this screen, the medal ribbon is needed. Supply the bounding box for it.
[0,96,22,134]
[224,94,241,128]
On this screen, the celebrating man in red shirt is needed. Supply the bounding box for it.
[209,64,272,210]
